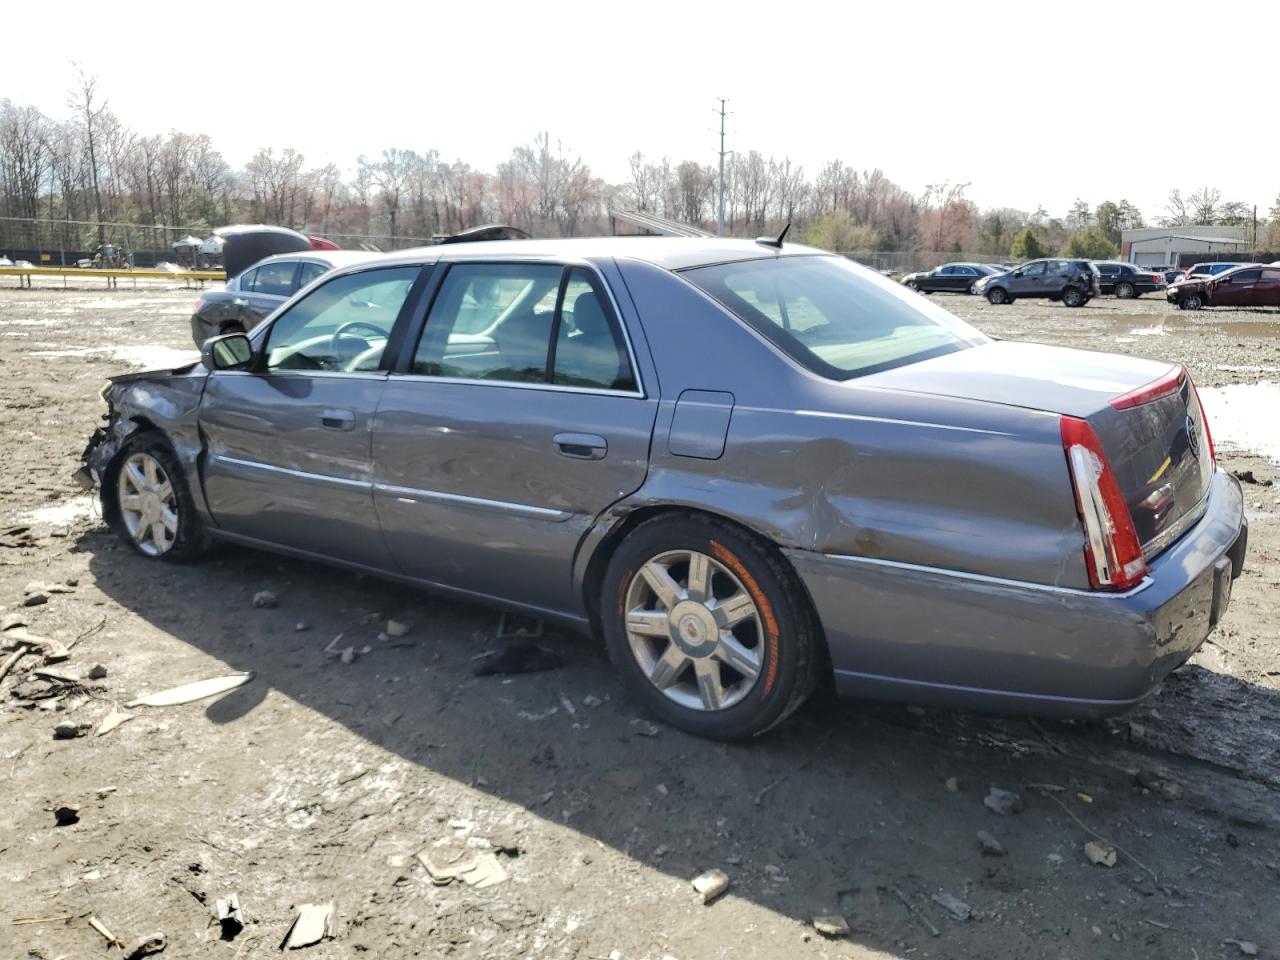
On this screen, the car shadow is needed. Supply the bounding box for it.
[76,527,1280,955]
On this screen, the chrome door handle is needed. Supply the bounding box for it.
[554,432,607,460]
[320,409,356,431]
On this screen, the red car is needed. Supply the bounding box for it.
[1167,263,1280,310]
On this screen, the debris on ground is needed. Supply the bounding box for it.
[281,903,335,949]
[53,804,80,826]
[89,915,125,948]
[582,694,603,708]
[631,718,660,737]
[386,619,409,637]
[294,622,310,632]
[125,672,252,708]
[4,626,71,664]
[1223,939,1260,956]
[214,893,244,940]
[691,869,729,903]
[812,914,850,937]
[123,931,167,960]
[1084,839,1118,867]
[890,885,940,937]
[945,776,959,793]
[977,830,1007,856]
[53,721,90,739]
[983,786,1023,816]
[931,891,972,921]
[496,612,543,638]
[86,664,108,680]
[1232,469,1272,486]
[251,590,278,609]
[416,850,508,888]
[96,708,134,737]
[472,640,564,676]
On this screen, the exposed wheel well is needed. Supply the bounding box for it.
[580,505,830,672]
[99,418,170,527]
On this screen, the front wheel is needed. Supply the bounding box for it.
[1179,293,1204,310]
[105,433,210,561]
[1062,286,1087,307]
[986,287,1009,305]
[600,514,820,740]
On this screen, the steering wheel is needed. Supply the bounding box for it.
[331,320,388,349]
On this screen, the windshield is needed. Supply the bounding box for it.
[682,255,989,380]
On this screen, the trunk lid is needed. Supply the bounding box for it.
[860,341,1214,557]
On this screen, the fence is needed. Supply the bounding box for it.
[0,217,437,268]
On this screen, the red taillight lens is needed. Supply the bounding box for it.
[1110,365,1185,410]
[193,295,207,312]
[1061,416,1147,590]
[1152,274,1161,284]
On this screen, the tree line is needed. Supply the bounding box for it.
[3,72,1279,257]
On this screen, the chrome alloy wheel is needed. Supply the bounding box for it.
[624,549,764,711]
[117,452,178,556]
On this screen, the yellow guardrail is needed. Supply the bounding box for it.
[0,265,226,287]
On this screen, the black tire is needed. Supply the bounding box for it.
[1115,282,1135,299]
[1062,286,1086,307]
[1180,293,1203,311]
[968,281,978,295]
[600,513,821,740]
[986,287,1009,305]
[103,431,211,562]
[907,281,921,293]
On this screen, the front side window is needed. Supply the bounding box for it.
[1226,269,1261,283]
[1021,261,1047,277]
[682,255,988,380]
[263,266,420,373]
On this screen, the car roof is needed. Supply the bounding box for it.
[250,250,381,270]
[335,237,830,273]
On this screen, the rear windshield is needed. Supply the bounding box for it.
[682,255,989,380]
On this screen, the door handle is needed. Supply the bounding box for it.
[319,409,356,431]
[232,297,247,307]
[554,432,607,460]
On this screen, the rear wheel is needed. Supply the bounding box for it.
[1062,286,1086,307]
[600,514,820,740]
[105,433,210,561]
[1180,292,1204,310]
[986,287,1009,305]
[1115,282,1135,299]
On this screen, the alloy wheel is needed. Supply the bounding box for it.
[1182,293,1203,310]
[624,549,763,712]
[1063,287,1084,307]
[1115,282,1134,299]
[117,452,178,557]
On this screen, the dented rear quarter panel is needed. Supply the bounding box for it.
[602,256,1090,591]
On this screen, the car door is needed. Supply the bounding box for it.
[198,264,424,568]
[1097,263,1118,293]
[1009,260,1046,295]
[372,259,659,614]
[1258,268,1280,307]
[1212,268,1260,306]
[924,266,950,292]
[951,265,979,292]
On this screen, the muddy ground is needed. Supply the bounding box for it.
[1,279,1278,960]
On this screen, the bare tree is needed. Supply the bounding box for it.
[67,64,110,243]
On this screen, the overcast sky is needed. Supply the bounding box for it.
[4,0,1276,222]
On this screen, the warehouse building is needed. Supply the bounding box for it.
[1120,225,1250,267]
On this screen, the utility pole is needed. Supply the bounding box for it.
[716,98,729,237]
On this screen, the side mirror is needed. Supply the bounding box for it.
[1013,270,1024,278]
[202,332,253,371]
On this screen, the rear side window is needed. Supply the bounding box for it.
[1098,264,1119,275]
[683,255,987,380]
[237,266,259,291]
[413,263,637,392]
[1227,269,1261,283]
[253,260,298,297]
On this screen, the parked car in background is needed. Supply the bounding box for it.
[1183,262,1246,280]
[190,250,376,346]
[1094,261,1166,298]
[974,258,1101,306]
[901,262,1003,295]
[1167,263,1280,310]
[0,255,12,267]
[80,237,1246,740]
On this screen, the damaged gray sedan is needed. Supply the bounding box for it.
[80,238,1248,740]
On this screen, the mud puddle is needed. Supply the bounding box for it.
[1198,381,1280,464]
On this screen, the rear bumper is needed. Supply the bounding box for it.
[787,469,1246,718]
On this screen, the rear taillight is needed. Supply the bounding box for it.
[193,295,207,312]
[1151,274,1161,284]
[1110,365,1184,410]
[1061,416,1147,590]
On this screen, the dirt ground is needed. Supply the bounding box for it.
[1,278,1278,960]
